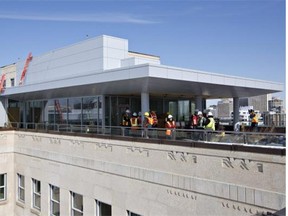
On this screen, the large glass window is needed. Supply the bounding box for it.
[32,178,41,210]
[82,97,98,126]
[71,192,83,216]
[50,185,60,216]
[54,99,68,124]
[0,173,7,201]
[68,98,82,125]
[96,200,111,216]
[17,173,25,203]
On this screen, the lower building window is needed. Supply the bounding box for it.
[17,173,25,202]
[71,192,83,216]
[32,178,41,210]
[127,210,142,216]
[96,200,111,216]
[50,185,60,216]
[0,173,7,201]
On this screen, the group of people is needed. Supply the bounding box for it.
[121,108,176,138]
[190,110,216,131]
[121,108,216,139]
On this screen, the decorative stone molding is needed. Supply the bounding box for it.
[32,135,42,142]
[166,188,197,200]
[17,134,26,138]
[70,139,82,146]
[167,151,197,163]
[127,146,148,157]
[95,142,112,152]
[222,157,263,173]
[49,137,61,144]
[221,201,265,215]
[0,134,7,139]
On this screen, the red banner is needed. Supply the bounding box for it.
[19,52,33,85]
[0,74,6,93]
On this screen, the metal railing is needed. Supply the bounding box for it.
[6,122,286,147]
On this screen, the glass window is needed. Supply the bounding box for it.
[10,78,15,87]
[50,185,60,216]
[71,192,83,216]
[82,97,98,126]
[0,173,7,201]
[32,178,41,210]
[68,98,82,125]
[17,173,25,202]
[96,200,111,216]
[127,210,142,216]
[54,99,68,124]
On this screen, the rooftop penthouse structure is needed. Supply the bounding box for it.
[0,35,283,129]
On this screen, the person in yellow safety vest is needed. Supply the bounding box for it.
[165,114,176,139]
[143,112,153,128]
[143,112,153,138]
[205,112,215,131]
[130,112,139,129]
[249,109,258,131]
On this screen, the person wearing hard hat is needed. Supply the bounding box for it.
[143,112,153,138]
[249,109,258,132]
[165,114,176,139]
[196,111,206,140]
[205,112,215,131]
[205,111,216,141]
[196,111,206,129]
[130,112,139,136]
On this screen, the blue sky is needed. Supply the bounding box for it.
[0,0,285,102]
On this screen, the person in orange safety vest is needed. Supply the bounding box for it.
[130,112,139,129]
[165,114,176,139]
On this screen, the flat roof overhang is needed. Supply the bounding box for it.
[1,64,284,101]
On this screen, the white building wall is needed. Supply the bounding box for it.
[0,130,284,216]
[15,35,129,86]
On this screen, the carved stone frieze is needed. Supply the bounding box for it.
[49,137,61,144]
[32,135,42,142]
[221,201,265,215]
[0,134,7,139]
[95,142,112,152]
[166,188,197,200]
[167,151,197,163]
[17,134,26,138]
[222,157,263,173]
[127,146,149,157]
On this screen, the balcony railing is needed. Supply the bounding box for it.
[6,122,286,148]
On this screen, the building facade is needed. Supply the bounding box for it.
[0,130,285,216]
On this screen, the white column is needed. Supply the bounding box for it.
[141,92,150,125]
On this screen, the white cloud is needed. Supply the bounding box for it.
[0,11,158,24]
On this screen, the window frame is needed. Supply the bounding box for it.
[32,178,41,210]
[17,173,25,203]
[0,173,7,201]
[127,210,142,216]
[71,191,83,216]
[50,184,60,216]
[96,199,112,216]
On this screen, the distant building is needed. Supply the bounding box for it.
[217,99,233,119]
[240,94,271,113]
[0,63,16,88]
[268,97,284,113]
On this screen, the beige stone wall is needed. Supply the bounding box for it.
[0,130,285,215]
